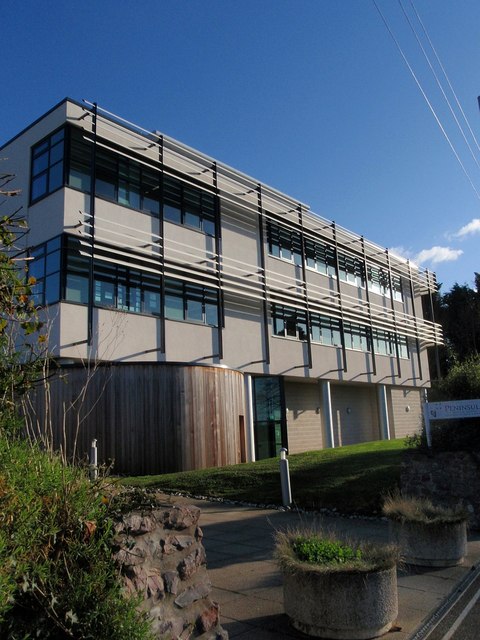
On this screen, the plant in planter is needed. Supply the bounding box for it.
[275,528,398,640]
[383,494,468,567]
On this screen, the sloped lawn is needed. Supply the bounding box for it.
[122,439,405,515]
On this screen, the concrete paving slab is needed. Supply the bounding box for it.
[157,494,480,640]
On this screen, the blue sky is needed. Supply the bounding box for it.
[2,0,480,291]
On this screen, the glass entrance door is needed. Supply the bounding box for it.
[252,376,287,459]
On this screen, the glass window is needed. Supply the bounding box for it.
[164,277,218,326]
[27,236,62,306]
[145,289,161,316]
[163,175,216,235]
[45,272,60,305]
[272,304,307,340]
[66,273,89,304]
[94,279,115,306]
[68,127,92,191]
[305,238,335,275]
[267,222,302,265]
[30,129,65,203]
[165,294,184,320]
[338,252,365,288]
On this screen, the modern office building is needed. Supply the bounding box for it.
[1,98,443,474]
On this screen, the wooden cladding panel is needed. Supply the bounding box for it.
[26,364,245,475]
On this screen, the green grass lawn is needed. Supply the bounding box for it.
[121,439,406,515]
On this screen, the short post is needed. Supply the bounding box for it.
[90,438,98,481]
[279,447,292,508]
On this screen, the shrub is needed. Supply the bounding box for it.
[429,357,480,402]
[0,435,153,640]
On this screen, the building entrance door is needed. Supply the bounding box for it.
[252,376,287,459]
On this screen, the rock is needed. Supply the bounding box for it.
[174,582,211,608]
[197,603,220,633]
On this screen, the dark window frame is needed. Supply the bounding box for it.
[27,235,63,306]
[164,277,219,326]
[304,238,336,276]
[30,128,65,204]
[271,303,308,340]
[163,175,216,236]
[267,221,302,265]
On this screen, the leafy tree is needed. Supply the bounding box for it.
[0,172,47,429]
[439,282,480,362]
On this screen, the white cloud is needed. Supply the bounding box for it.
[414,246,463,265]
[454,218,480,238]
[388,246,414,262]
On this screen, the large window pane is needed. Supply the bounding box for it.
[164,204,181,224]
[205,302,218,326]
[165,294,184,320]
[66,273,89,304]
[185,210,201,230]
[45,273,60,305]
[33,153,48,175]
[96,177,116,200]
[48,162,64,192]
[94,279,115,306]
[30,129,66,203]
[186,298,202,322]
[144,290,160,316]
[31,174,47,201]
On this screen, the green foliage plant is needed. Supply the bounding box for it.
[0,435,153,639]
[275,528,398,575]
[292,536,362,565]
[430,356,480,402]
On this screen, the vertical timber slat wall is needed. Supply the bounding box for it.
[27,364,245,475]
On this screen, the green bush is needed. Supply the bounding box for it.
[429,357,480,402]
[0,436,153,640]
[406,357,480,453]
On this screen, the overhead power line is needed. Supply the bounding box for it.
[410,0,480,157]
[372,0,480,202]
[399,0,480,174]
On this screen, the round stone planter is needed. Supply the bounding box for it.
[389,519,467,567]
[282,565,398,639]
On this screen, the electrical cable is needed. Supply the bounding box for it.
[410,0,480,156]
[372,0,480,201]
[399,0,480,173]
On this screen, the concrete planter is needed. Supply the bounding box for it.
[389,519,467,567]
[282,565,398,639]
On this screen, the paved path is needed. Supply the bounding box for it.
[159,495,480,640]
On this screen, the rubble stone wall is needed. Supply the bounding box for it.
[401,451,480,529]
[114,503,228,639]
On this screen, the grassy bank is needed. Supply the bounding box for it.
[121,439,405,515]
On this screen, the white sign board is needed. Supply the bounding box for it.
[423,399,480,447]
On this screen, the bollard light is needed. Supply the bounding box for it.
[90,438,98,481]
[279,447,292,508]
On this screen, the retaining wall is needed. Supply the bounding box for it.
[401,451,480,529]
[114,502,228,639]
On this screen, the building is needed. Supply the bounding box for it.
[1,98,443,474]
